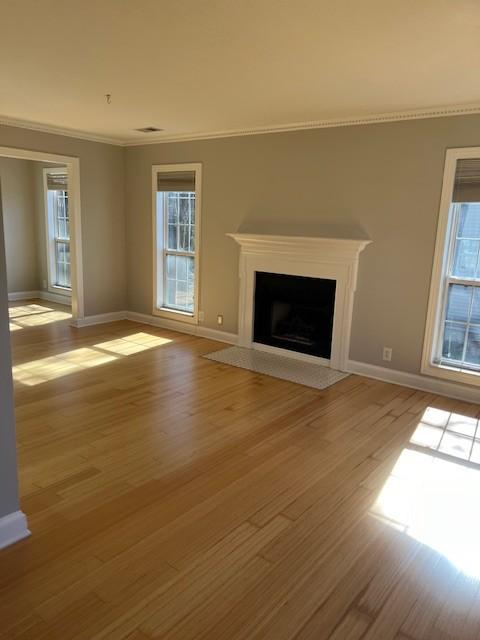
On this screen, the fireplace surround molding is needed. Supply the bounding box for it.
[228,233,371,371]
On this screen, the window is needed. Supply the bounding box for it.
[44,169,71,292]
[153,164,201,322]
[423,150,480,385]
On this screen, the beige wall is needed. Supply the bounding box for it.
[125,113,480,375]
[3,114,480,376]
[0,158,38,292]
[0,126,126,315]
[0,158,64,295]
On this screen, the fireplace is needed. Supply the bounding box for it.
[253,272,336,358]
[228,233,371,370]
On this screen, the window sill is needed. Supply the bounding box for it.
[421,360,480,388]
[153,306,197,325]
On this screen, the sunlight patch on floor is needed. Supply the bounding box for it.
[9,303,54,318]
[95,332,172,356]
[13,348,117,385]
[12,333,172,385]
[13,310,72,327]
[410,407,480,462]
[9,303,72,330]
[371,407,480,578]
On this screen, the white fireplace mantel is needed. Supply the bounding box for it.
[228,233,371,371]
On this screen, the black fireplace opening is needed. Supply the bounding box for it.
[253,272,336,359]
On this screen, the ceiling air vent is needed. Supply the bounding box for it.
[135,126,163,133]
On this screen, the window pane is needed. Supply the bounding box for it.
[165,192,195,254]
[190,195,195,225]
[53,191,70,240]
[177,278,187,297]
[57,263,65,287]
[178,225,189,251]
[166,254,175,278]
[168,224,177,250]
[452,239,480,278]
[55,241,71,288]
[442,321,466,361]
[176,255,187,280]
[457,203,480,239]
[166,279,176,306]
[189,223,195,252]
[187,257,195,301]
[179,195,190,224]
[168,193,178,223]
[445,284,473,323]
[471,287,480,324]
[164,255,194,313]
[64,262,71,287]
[452,203,480,278]
[465,326,480,366]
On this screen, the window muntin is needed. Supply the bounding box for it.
[153,165,200,320]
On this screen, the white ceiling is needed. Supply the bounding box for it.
[1,0,480,145]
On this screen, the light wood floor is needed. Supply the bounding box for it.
[2,300,480,639]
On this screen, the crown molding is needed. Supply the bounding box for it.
[0,115,123,146]
[123,103,480,146]
[3,102,480,148]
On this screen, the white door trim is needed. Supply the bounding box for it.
[0,146,84,322]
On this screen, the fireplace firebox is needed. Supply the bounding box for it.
[253,271,336,359]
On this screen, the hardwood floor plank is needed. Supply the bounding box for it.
[1,300,479,640]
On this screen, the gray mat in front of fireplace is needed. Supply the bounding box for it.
[203,346,349,390]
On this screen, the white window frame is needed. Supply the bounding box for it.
[43,168,72,297]
[152,163,202,324]
[422,146,480,387]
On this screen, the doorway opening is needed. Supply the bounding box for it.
[0,147,83,327]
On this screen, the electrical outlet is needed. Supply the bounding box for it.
[217,314,223,326]
[198,310,205,322]
[383,347,393,362]
[42,279,47,289]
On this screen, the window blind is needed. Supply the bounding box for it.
[156,171,195,192]
[452,158,480,203]
[47,173,68,190]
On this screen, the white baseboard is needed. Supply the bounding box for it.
[8,290,39,301]
[0,510,30,551]
[8,290,70,305]
[197,326,238,344]
[126,311,195,335]
[347,359,480,404]
[40,290,71,305]
[7,293,478,403]
[125,311,237,344]
[73,311,127,327]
